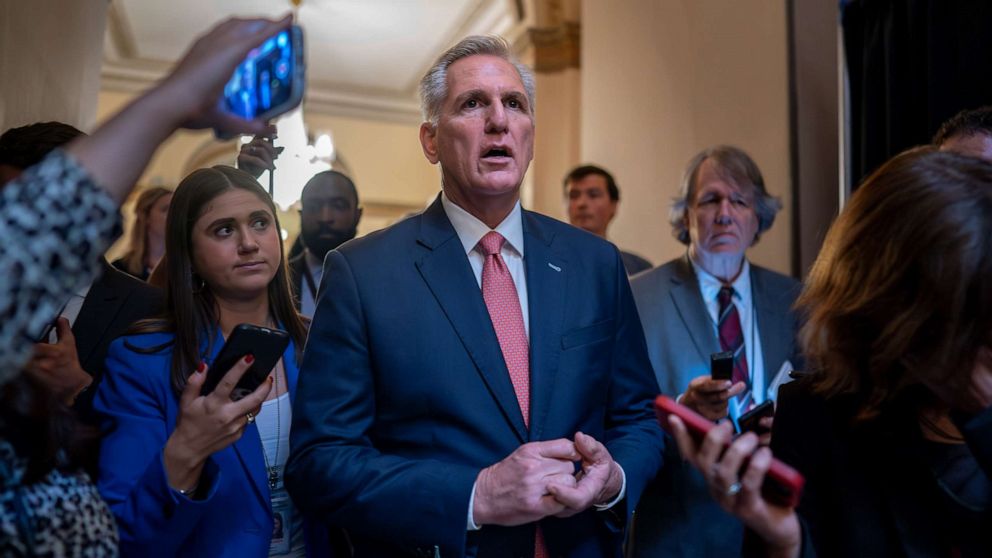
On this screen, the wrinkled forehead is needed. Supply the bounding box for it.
[692,158,757,200]
[446,54,527,98]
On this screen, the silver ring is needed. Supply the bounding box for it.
[246,411,255,424]
[725,481,742,497]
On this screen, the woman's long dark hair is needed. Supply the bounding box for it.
[798,148,992,420]
[129,166,306,396]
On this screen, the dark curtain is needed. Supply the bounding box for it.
[842,0,992,186]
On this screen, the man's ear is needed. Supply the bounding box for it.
[420,122,439,164]
[355,206,364,224]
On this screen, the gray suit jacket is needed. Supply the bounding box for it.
[627,254,802,558]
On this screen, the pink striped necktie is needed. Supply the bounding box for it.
[477,231,548,558]
[478,231,530,426]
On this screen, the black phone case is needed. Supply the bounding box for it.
[738,400,775,433]
[710,350,735,380]
[201,324,290,399]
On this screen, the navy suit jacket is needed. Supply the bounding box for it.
[286,197,665,558]
[93,331,327,558]
[628,255,802,558]
[72,258,162,421]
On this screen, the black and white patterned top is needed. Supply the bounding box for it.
[0,149,121,385]
[0,441,118,556]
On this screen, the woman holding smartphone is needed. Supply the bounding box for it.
[93,166,326,557]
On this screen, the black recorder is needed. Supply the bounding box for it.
[710,350,735,381]
[201,324,290,400]
[738,400,775,435]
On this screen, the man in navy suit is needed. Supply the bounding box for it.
[627,145,802,557]
[286,36,664,558]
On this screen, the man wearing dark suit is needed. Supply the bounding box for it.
[287,170,362,317]
[0,122,163,409]
[564,165,652,275]
[285,36,664,558]
[628,145,802,557]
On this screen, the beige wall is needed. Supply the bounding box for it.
[0,0,107,131]
[579,0,792,275]
[531,68,582,222]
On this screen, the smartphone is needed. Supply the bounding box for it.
[738,400,775,435]
[654,395,805,507]
[200,324,290,400]
[710,350,734,381]
[222,25,305,121]
[35,317,59,343]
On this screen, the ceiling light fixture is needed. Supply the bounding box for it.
[245,0,336,211]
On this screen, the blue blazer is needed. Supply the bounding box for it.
[93,330,326,557]
[285,197,665,558]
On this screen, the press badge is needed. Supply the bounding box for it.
[270,492,292,554]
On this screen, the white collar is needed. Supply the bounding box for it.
[691,256,752,303]
[440,193,525,258]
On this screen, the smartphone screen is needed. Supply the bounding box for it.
[223,28,301,120]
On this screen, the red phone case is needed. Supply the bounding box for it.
[654,395,805,508]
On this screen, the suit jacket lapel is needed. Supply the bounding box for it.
[751,268,789,391]
[414,198,528,443]
[521,211,566,440]
[668,255,720,363]
[73,261,125,371]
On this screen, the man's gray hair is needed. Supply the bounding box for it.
[669,145,783,245]
[419,35,536,126]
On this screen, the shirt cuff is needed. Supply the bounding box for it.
[467,480,482,530]
[594,464,626,510]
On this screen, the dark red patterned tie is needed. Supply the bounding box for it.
[717,286,750,403]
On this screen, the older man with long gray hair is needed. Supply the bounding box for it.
[628,145,803,557]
